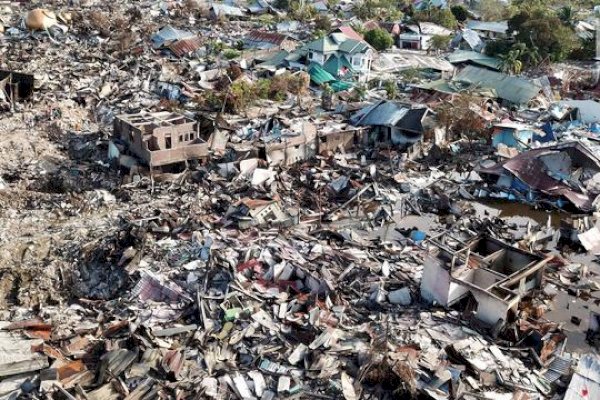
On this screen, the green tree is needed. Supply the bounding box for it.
[429,34,451,53]
[498,49,523,75]
[364,28,394,51]
[558,5,575,27]
[413,8,457,29]
[478,0,507,21]
[450,5,468,22]
[315,14,332,31]
[384,80,397,99]
[510,8,580,62]
[352,84,366,101]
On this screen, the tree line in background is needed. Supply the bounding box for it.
[268,0,597,76]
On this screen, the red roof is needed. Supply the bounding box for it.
[168,37,202,57]
[336,26,364,41]
[245,30,289,45]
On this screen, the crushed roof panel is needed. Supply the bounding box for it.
[466,20,509,34]
[245,30,289,46]
[455,65,542,105]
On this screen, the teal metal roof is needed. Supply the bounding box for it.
[447,50,502,71]
[305,37,338,53]
[308,63,352,92]
[455,66,542,105]
[302,35,370,55]
[338,39,369,55]
[323,54,354,76]
[255,50,289,70]
[308,63,335,85]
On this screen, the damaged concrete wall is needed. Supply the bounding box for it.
[421,256,452,306]
[472,291,518,326]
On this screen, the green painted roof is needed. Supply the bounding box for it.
[455,66,542,105]
[447,50,502,71]
[302,35,370,56]
[255,50,289,70]
[305,36,338,53]
[338,39,369,55]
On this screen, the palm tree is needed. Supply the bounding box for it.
[421,0,433,19]
[498,49,523,75]
[558,5,575,27]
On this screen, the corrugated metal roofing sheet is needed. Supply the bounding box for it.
[245,30,288,46]
[211,3,245,17]
[466,20,509,34]
[455,65,542,105]
[457,29,484,52]
[152,25,195,49]
[168,37,202,57]
[336,26,364,41]
[308,63,335,85]
[447,50,501,70]
[351,100,409,127]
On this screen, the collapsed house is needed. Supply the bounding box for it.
[151,26,202,58]
[477,142,600,211]
[416,65,547,107]
[465,20,509,41]
[421,235,550,327]
[111,112,209,169]
[225,198,298,229]
[447,50,501,71]
[243,30,297,52]
[491,122,549,156]
[350,100,433,147]
[373,51,455,78]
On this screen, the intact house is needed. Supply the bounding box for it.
[397,22,453,51]
[111,112,209,169]
[421,235,551,327]
[350,100,433,147]
[300,29,374,81]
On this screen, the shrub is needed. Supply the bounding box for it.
[364,28,393,51]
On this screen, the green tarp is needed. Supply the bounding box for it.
[308,63,352,92]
